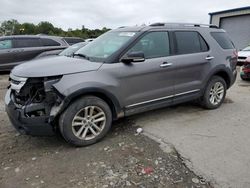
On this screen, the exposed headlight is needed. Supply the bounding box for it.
[44,76,62,92]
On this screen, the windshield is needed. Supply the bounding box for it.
[242,46,250,51]
[75,31,137,62]
[59,42,88,57]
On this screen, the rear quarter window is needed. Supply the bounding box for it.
[41,38,61,46]
[63,37,85,45]
[210,32,235,49]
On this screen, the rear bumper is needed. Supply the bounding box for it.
[5,89,55,136]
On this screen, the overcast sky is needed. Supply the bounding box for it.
[0,0,249,30]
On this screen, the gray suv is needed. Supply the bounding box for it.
[5,23,237,146]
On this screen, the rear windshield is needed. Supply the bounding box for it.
[210,32,235,49]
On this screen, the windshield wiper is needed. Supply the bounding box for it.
[73,53,89,60]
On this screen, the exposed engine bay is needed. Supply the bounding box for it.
[10,75,63,119]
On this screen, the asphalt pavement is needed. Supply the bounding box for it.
[132,73,250,188]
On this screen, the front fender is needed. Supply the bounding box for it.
[53,72,123,119]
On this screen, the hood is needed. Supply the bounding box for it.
[238,51,250,57]
[12,56,103,78]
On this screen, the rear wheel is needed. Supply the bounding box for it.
[59,96,112,146]
[201,76,227,109]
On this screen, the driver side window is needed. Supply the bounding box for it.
[128,31,170,59]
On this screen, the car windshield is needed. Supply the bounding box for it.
[75,31,137,62]
[242,46,250,51]
[59,42,88,57]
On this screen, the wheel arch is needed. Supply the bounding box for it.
[57,88,124,120]
[213,70,231,89]
[205,67,232,90]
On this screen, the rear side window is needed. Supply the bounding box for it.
[129,31,170,59]
[0,39,12,50]
[211,32,234,49]
[41,38,61,46]
[174,31,209,55]
[15,38,41,48]
[63,37,84,45]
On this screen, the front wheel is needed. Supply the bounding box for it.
[201,76,227,109]
[59,96,112,146]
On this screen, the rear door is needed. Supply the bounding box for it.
[13,38,43,64]
[0,38,15,71]
[168,31,212,101]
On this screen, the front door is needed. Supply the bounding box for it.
[108,31,176,113]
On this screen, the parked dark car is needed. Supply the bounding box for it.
[240,56,250,80]
[35,42,89,59]
[0,35,68,71]
[5,23,237,146]
[62,37,85,46]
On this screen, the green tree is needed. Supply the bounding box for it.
[0,19,110,39]
[36,21,54,34]
[20,23,36,34]
[0,19,19,35]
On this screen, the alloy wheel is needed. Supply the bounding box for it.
[72,106,106,140]
[209,82,225,105]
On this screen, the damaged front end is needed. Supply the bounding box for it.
[5,74,64,136]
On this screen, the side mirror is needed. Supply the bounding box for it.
[121,51,145,63]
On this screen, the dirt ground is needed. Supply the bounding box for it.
[0,74,211,188]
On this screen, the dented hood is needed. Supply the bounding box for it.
[11,56,103,78]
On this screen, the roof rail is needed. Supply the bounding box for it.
[149,22,218,29]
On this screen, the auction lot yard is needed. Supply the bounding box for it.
[0,71,249,188]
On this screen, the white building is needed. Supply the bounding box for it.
[209,6,250,49]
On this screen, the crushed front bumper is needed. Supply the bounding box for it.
[5,89,55,136]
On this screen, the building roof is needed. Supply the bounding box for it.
[209,6,250,15]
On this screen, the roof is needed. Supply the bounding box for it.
[209,6,250,15]
[0,35,63,39]
[114,23,221,32]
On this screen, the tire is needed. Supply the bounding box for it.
[201,76,227,109]
[59,96,112,147]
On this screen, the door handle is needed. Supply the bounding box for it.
[160,62,172,68]
[206,56,214,60]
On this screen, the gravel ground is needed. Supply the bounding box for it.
[0,74,210,188]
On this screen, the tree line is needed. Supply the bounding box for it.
[0,19,110,39]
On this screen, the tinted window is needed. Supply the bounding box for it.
[129,32,170,59]
[211,32,234,49]
[15,38,41,48]
[175,31,209,55]
[63,37,84,45]
[0,39,12,50]
[41,38,60,46]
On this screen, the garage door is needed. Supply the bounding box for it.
[220,15,250,49]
